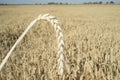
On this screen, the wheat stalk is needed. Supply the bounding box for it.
[0,14,66,76]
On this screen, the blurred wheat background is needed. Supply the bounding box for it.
[0,5,120,80]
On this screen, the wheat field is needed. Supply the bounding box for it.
[0,5,120,80]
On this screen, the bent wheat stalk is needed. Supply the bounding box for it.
[0,14,66,76]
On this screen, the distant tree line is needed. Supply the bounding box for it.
[84,1,115,4]
[106,1,114,4]
[47,2,68,5]
[43,1,115,5]
[0,1,118,5]
[34,2,69,5]
[0,3,8,5]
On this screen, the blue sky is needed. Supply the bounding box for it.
[0,0,120,4]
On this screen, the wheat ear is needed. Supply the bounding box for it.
[37,14,66,76]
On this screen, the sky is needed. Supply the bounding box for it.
[0,0,120,4]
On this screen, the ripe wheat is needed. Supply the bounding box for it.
[0,14,66,76]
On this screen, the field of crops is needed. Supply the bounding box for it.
[0,5,120,80]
